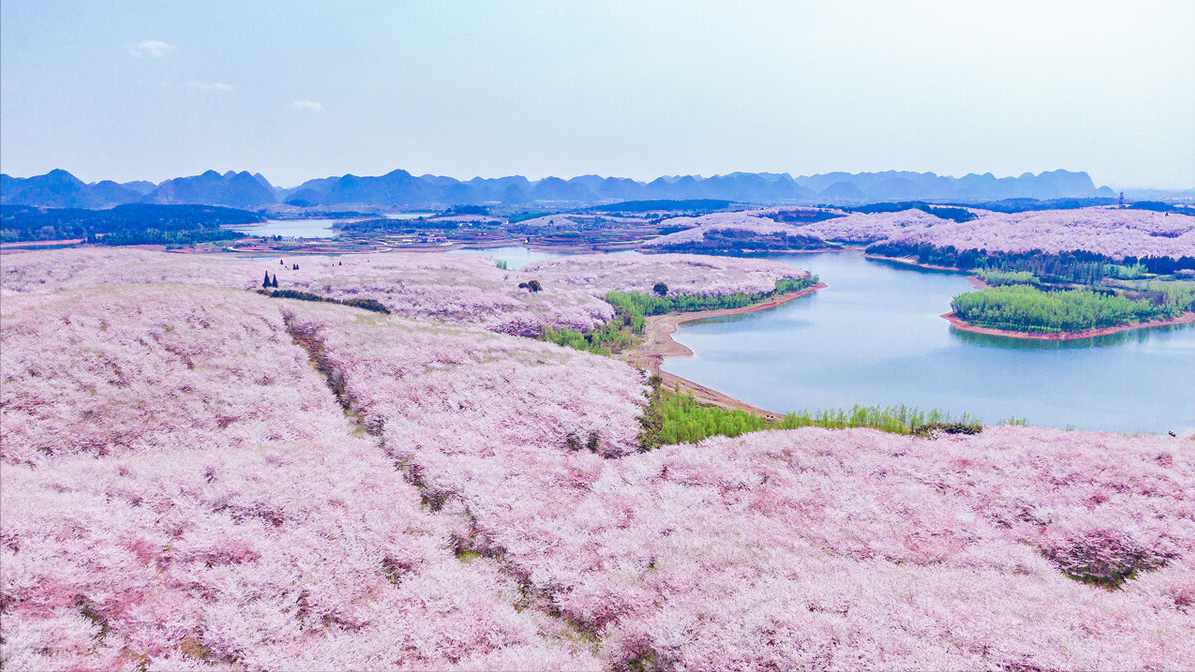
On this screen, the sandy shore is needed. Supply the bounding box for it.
[942,311,1195,341]
[620,282,827,419]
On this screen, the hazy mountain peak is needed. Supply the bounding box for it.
[2,167,1128,209]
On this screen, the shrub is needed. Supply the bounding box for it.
[638,382,984,450]
[262,289,391,314]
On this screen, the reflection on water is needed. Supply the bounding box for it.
[228,219,343,239]
[449,247,641,270]
[448,246,565,270]
[948,326,1135,349]
[663,252,1195,435]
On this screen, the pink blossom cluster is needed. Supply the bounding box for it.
[0,247,266,295]
[0,248,613,336]
[0,286,600,670]
[644,208,951,247]
[260,252,613,336]
[507,214,645,231]
[506,214,587,230]
[314,315,1195,669]
[795,208,950,243]
[4,252,1194,670]
[642,211,816,248]
[424,214,504,224]
[524,253,811,297]
[887,207,1195,259]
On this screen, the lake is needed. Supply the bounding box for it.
[448,246,566,269]
[228,219,344,239]
[662,251,1195,435]
[449,246,640,269]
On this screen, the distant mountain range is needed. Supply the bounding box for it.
[1,168,1125,210]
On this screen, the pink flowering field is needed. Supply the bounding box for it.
[324,320,1195,670]
[0,248,613,336]
[1,286,601,670]
[642,211,821,249]
[644,206,1195,257]
[795,208,950,243]
[2,249,1194,670]
[880,207,1195,259]
[645,208,952,247]
[524,253,810,297]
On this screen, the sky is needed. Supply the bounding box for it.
[2,0,1193,189]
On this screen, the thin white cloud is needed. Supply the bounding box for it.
[127,40,174,58]
[290,100,324,112]
[187,81,234,92]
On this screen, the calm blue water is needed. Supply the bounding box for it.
[228,219,343,239]
[450,247,646,269]
[662,252,1195,435]
[448,246,566,269]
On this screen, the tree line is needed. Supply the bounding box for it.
[0,204,261,243]
[950,285,1194,333]
[867,241,1195,281]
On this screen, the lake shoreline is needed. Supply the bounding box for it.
[861,253,974,274]
[620,282,827,420]
[941,311,1195,341]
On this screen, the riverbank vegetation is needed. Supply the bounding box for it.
[638,381,983,449]
[606,276,815,318]
[542,276,817,356]
[867,241,1193,281]
[950,285,1195,333]
[866,234,1195,334]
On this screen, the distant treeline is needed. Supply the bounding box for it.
[867,241,1195,279]
[845,202,978,223]
[0,204,262,244]
[768,209,844,224]
[338,217,474,233]
[439,204,491,216]
[835,197,1153,215]
[839,198,1188,218]
[958,198,1118,213]
[587,199,734,213]
[650,229,831,255]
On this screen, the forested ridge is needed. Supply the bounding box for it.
[0,203,261,244]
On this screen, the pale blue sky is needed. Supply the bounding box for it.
[2,0,1192,188]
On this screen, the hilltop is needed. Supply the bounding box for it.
[1,168,1129,210]
[2,249,1193,670]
